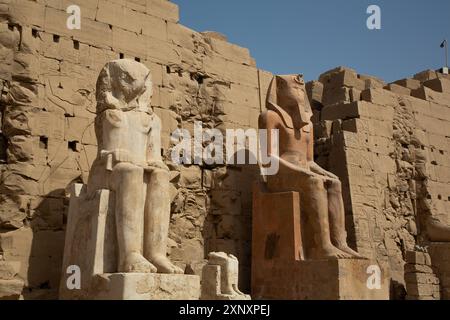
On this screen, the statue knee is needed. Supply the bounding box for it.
[328,179,342,193]
[309,176,326,191]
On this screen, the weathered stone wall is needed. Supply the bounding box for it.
[0,0,271,299]
[308,67,450,299]
[1,1,450,301]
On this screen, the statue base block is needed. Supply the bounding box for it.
[428,243,450,299]
[63,273,201,300]
[252,259,390,300]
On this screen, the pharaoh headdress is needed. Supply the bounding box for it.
[265,74,312,129]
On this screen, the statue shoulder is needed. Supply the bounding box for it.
[99,109,126,127]
[259,110,281,129]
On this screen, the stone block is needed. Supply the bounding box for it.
[359,74,386,90]
[96,0,138,33]
[167,22,197,51]
[405,273,439,285]
[0,279,24,300]
[9,0,45,27]
[406,251,427,265]
[323,68,366,91]
[321,102,360,121]
[146,35,181,65]
[45,0,98,20]
[305,80,324,109]
[361,88,398,107]
[252,257,390,300]
[0,261,21,280]
[394,78,422,90]
[385,83,411,96]
[44,8,113,49]
[207,37,252,66]
[252,183,387,300]
[406,283,435,297]
[146,0,179,23]
[414,70,438,82]
[227,62,258,87]
[412,86,450,106]
[322,86,352,106]
[62,273,200,300]
[424,78,450,93]
[112,27,147,59]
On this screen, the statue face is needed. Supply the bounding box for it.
[97,59,153,113]
[111,69,144,103]
[276,75,312,128]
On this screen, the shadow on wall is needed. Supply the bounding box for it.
[203,149,260,293]
[22,183,80,299]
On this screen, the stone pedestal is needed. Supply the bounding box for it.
[252,183,390,300]
[428,243,450,300]
[61,273,200,300]
[59,184,200,300]
[0,261,23,300]
[252,258,389,300]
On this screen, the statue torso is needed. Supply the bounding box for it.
[100,109,153,165]
[271,111,312,169]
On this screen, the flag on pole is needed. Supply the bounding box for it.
[441,40,447,48]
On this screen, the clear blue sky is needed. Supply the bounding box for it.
[173,0,450,82]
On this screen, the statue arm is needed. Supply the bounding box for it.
[309,161,339,180]
[147,115,168,171]
[306,124,338,180]
[95,111,132,169]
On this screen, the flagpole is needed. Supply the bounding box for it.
[446,40,448,68]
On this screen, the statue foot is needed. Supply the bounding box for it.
[121,253,157,273]
[149,255,184,274]
[312,245,352,260]
[335,244,366,259]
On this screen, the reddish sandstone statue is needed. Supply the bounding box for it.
[259,74,362,259]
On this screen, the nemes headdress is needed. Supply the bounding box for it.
[266,74,312,129]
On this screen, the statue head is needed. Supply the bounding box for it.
[96,59,153,114]
[266,74,312,129]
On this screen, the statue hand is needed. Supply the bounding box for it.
[309,161,339,180]
[101,149,132,163]
[324,171,339,180]
[146,160,169,172]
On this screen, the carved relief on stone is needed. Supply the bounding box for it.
[258,74,363,260]
[201,252,250,300]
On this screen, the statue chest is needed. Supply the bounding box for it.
[280,124,311,148]
[103,109,153,134]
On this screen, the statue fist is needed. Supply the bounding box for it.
[101,149,132,165]
[146,160,169,172]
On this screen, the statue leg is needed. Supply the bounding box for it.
[144,168,183,274]
[113,163,157,273]
[305,176,351,259]
[326,179,363,258]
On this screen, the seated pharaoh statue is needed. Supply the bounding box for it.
[86,59,183,274]
[60,60,198,300]
[258,74,363,260]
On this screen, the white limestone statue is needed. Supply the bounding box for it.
[86,59,182,274]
